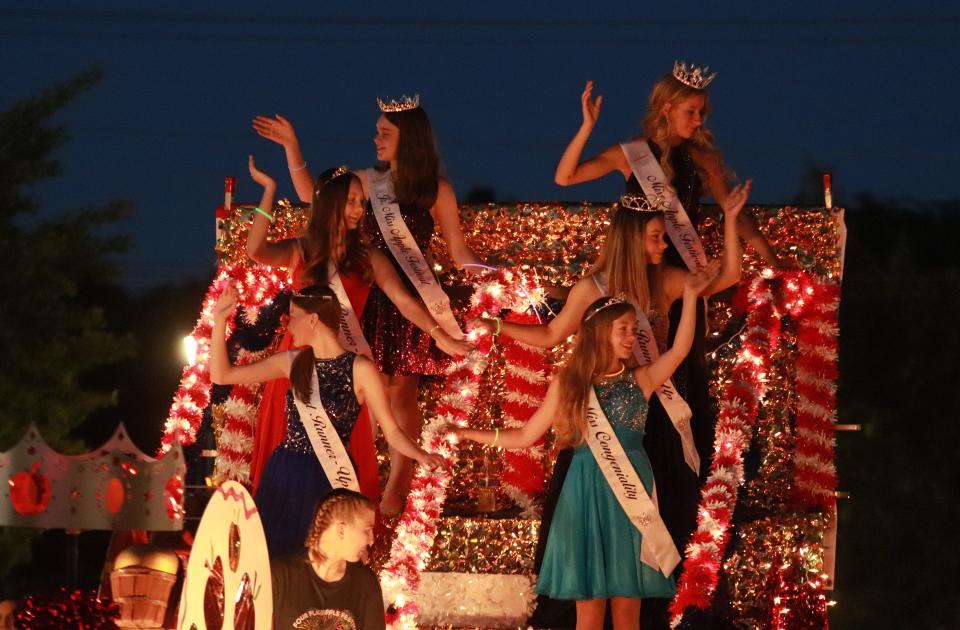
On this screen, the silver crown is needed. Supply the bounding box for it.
[673,60,717,90]
[619,193,663,213]
[584,293,629,322]
[377,94,420,112]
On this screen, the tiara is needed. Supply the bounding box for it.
[319,164,350,187]
[292,289,334,300]
[619,193,663,213]
[377,94,420,113]
[583,293,629,322]
[672,60,717,90]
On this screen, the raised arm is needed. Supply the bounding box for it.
[696,150,781,268]
[210,285,289,385]
[704,179,750,294]
[245,155,300,268]
[475,277,599,348]
[353,356,443,467]
[455,375,561,448]
[432,179,483,270]
[252,114,315,203]
[368,249,472,357]
[636,263,717,398]
[554,81,629,186]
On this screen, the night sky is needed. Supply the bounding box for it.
[2,1,957,289]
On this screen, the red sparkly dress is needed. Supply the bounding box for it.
[249,250,380,508]
[360,194,450,376]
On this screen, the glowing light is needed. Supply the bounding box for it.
[183,335,198,365]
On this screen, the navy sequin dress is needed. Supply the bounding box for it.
[254,351,361,558]
[360,179,450,376]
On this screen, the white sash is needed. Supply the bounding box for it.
[586,388,680,577]
[620,140,707,271]
[289,350,360,492]
[591,275,700,476]
[326,260,373,360]
[366,168,463,338]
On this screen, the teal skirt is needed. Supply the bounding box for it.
[536,446,675,600]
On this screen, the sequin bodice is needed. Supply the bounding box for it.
[625,139,703,225]
[586,371,649,451]
[280,352,361,454]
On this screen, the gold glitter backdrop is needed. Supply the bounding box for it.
[217,201,845,620]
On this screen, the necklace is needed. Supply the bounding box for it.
[602,363,625,378]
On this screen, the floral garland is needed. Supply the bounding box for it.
[498,312,550,517]
[160,265,287,453]
[790,281,840,510]
[379,268,545,629]
[669,271,821,625]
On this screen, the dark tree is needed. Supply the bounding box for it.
[0,68,135,584]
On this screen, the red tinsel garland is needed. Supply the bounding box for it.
[379,268,545,629]
[669,271,830,626]
[160,266,287,453]
[669,276,782,625]
[17,589,119,629]
[790,282,840,510]
[498,311,550,516]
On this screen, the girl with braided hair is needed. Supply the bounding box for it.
[271,489,385,630]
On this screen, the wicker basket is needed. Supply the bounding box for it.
[110,566,177,628]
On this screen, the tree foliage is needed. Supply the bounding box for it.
[0,69,135,587]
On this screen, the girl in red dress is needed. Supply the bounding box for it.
[244,159,469,511]
[253,103,481,515]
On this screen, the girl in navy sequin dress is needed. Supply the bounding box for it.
[456,265,716,630]
[211,284,443,557]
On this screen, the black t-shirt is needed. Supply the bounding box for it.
[271,552,385,630]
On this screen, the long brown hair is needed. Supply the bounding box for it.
[302,169,369,285]
[304,489,374,564]
[641,73,723,186]
[554,299,637,449]
[586,206,665,314]
[383,107,440,209]
[289,284,342,403]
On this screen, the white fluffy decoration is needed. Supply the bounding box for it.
[413,572,537,628]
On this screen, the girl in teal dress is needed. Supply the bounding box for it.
[455,264,716,630]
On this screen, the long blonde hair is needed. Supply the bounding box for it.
[304,489,374,565]
[641,73,723,185]
[554,299,638,449]
[586,207,665,315]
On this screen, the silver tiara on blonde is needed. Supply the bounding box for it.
[583,293,629,322]
[673,60,717,90]
[377,94,420,112]
[619,193,663,213]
